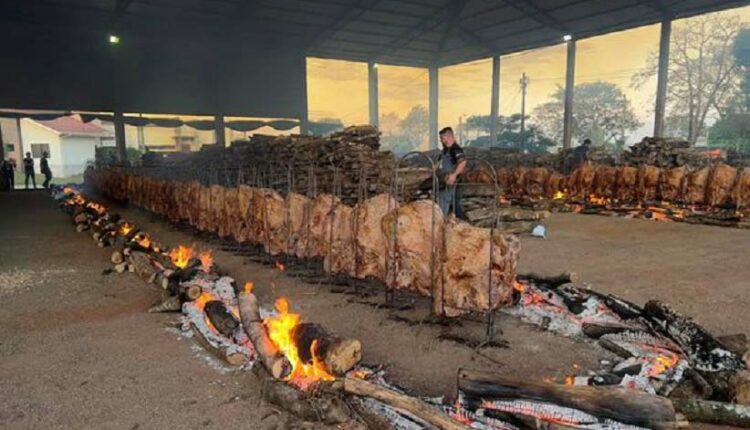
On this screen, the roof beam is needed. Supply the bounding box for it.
[436,0,466,53]
[372,0,453,62]
[307,0,382,48]
[501,0,569,33]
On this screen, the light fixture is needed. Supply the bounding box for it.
[373,63,378,68]
[109,34,120,44]
[563,34,572,42]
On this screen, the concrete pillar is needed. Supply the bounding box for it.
[368,61,379,129]
[214,114,226,146]
[654,19,671,138]
[562,39,576,150]
[429,66,439,149]
[114,111,127,164]
[489,55,501,145]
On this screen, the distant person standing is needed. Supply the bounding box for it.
[40,151,52,189]
[436,127,467,217]
[1,159,14,191]
[23,152,36,189]
[569,138,592,172]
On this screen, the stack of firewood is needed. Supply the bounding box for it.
[622,137,710,168]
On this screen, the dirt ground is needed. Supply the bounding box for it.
[1,190,748,429]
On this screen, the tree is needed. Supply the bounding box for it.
[533,82,641,148]
[307,118,344,136]
[400,105,429,149]
[465,113,556,153]
[632,14,746,144]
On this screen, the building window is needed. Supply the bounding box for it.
[5,144,13,152]
[30,143,51,158]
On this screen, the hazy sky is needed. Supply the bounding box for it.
[307,5,750,145]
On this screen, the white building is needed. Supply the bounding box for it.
[20,116,113,177]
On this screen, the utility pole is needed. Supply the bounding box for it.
[519,72,529,152]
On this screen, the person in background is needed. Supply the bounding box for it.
[570,138,592,172]
[40,151,52,189]
[437,127,467,217]
[1,158,14,191]
[23,152,36,189]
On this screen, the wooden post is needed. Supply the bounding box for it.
[489,55,500,145]
[368,61,379,129]
[114,111,127,164]
[562,39,576,150]
[214,114,226,146]
[654,19,671,138]
[429,66,439,150]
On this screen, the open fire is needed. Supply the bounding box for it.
[169,244,194,269]
[264,297,335,389]
[198,249,214,272]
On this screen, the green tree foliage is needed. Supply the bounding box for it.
[379,106,429,154]
[465,114,556,153]
[533,82,641,149]
[633,14,746,144]
[307,118,344,136]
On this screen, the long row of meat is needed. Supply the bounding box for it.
[494,162,750,208]
[86,168,521,317]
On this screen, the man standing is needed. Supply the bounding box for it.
[437,127,466,216]
[569,138,592,172]
[1,158,14,191]
[40,151,52,189]
[23,152,36,189]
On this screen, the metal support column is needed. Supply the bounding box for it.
[654,19,671,138]
[490,55,500,145]
[368,61,379,129]
[214,114,226,146]
[429,66,439,149]
[562,39,576,150]
[300,59,310,135]
[114,111,127,164]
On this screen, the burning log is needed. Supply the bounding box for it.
[344,376,472,430]
[672,398,750,428]
[517,272,577,288]
[237,287,293,380]
[291,323,361,376]
[457,368,678,430]
[642,301,745,373]
[204,300,239,338]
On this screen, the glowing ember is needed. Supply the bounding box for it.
[67,194,86,205]
[119,223,134,236]
[243,282,254,294]
[648,353,679,377]
[553,191,566,200]
[498,195,511,205]
[199,249,214,272]
[588,194,610,206]
[192,292,213,311]
[86,202,107,215]
[513,281,526,293]
[169,244,194,269]
[133,233,151,249]
[63,187,76,195]
[564,376,575,385]
[275,261,285,272]
[264,297,335,389]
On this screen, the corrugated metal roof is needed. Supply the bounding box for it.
[0,0,746,67]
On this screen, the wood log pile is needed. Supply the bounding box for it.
[622,137,713,168]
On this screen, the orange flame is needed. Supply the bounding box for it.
[199,249,214,272]
[513,281,526,293]
[119,223,134,236]
[134,233,151,249]
[86,202,107,215]
[67,194,86,205]
[564,376,575,385]
[63,187,75,195]
[275,261,285,272]
[264,297,335,389]
[588,194,610,206]
[648,353,679,377]
[553,191,566,200]
[243,282,254,294]
[169,244,194,269]
[193,292,213,310]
